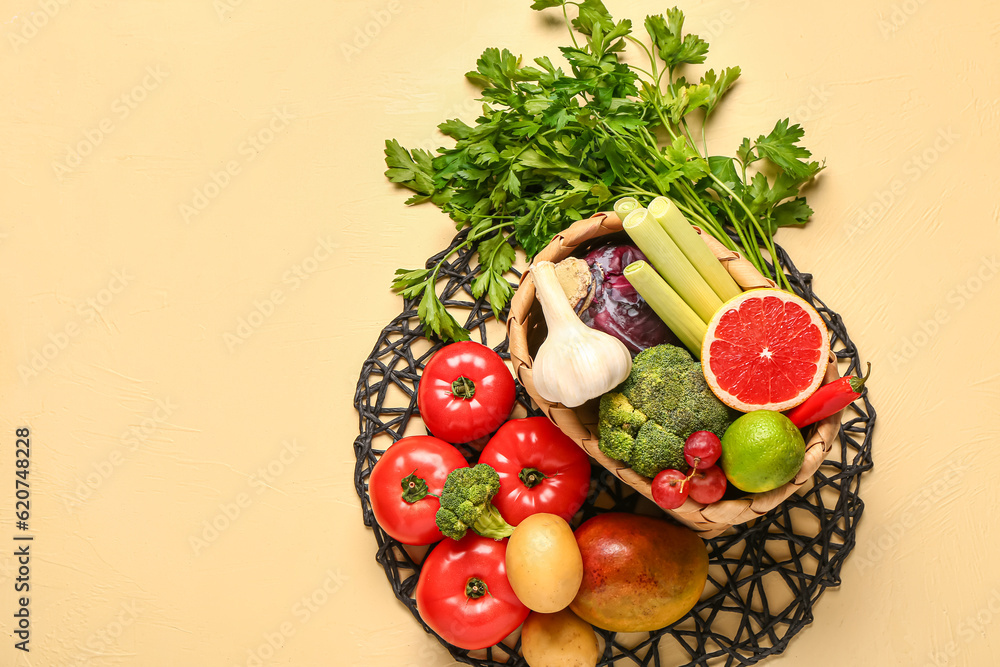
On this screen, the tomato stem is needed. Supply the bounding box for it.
[465,577,490,600]
[518,467,549,489]
[450,376,477,400]
[400,472,436,504]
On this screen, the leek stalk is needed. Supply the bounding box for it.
[613,196,640,220]
[622,208,723,323]
[647,197,742,303]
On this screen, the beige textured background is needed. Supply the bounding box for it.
[0,0,998,665]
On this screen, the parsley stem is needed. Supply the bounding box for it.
[613,186,661,199]
[625,35,658,82]
[653,108,680,142]
[426,221,512,283]
[679,188,726,240]
[632,122,751,260]
[626,64,657,80]
[597,123,665,190]
[706,173,791,289]
[561,1,579,49]
[716,196,756,267]
[680,119,702,159]
[656,70,673,93]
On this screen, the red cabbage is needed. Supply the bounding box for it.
[579,243,678,354]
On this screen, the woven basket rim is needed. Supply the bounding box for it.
[507,211,841,537]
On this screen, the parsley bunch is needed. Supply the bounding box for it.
[386,0,822,342]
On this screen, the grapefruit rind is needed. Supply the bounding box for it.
[701,289,829,413]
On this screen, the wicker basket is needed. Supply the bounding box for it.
[507,212,840,538]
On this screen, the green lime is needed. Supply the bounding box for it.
[720,410,805,493]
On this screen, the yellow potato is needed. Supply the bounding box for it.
[506,513,583,613]
[521,608,600,667]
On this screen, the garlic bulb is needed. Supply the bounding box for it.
[530,260,633,407]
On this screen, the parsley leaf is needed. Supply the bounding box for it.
[701,66,741,116]
[473,233,517,319]
[384,140,435,196]
[645,10,709,69]
[418,284,471,342]
[572,0,614,36]
[770,197,814,233]
[754,118,814,179]
[438,118,473,140]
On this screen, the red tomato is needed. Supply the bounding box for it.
[369,436,468,545]
[478,417,592,525]
[417,341,516,444]
[415,534,529,650]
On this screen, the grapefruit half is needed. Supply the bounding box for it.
[702,289,829,413]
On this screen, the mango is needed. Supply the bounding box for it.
[570,512,708,632]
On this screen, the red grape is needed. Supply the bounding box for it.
[684,431,722,470]
[651,468,689,510]
[688,465,727,504]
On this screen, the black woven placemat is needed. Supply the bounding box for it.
[353,230,876,666]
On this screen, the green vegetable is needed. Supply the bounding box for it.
[598,344,733,478]
[386,1,822,341]
[621,260,705,357]
[646,196,742,303]
[613,196,640,219]
[622,207,721,323]
[434,463,516,540]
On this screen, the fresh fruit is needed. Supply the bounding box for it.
[368,436,468,545]
[571,513,708,632]
[417,341,516,444]
[683,431,722,470]
[720,410,806,493]
[702,289,829,413]
[478,417,592,526]
[506,514,583,613]
[415,534,529,651]
[687,465,728,504]
[521,608,600,667]
[651,469,689,510]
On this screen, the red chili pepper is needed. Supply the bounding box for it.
[787,363,872,428]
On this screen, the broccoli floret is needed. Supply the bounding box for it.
[630,421,686,477]
[597,392,646,462]
[597,344,735,479]
[599,392,647,433]
[434,463,515,540]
